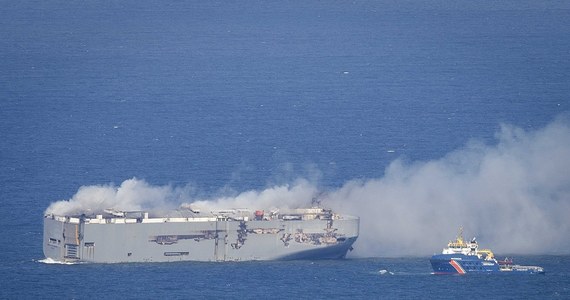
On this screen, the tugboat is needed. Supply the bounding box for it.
[430,228,544,274]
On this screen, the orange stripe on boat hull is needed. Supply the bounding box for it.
[449,259,466,274]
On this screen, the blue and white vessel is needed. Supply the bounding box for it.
[430,228,544,275]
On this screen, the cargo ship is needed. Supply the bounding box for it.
[43,206,359,263]
[430,228,544,274]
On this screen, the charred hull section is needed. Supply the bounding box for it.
[43,208,359,263]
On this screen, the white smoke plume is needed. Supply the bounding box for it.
[45,115,570,256]
[44,179,182,216]
[327,115,570,256]
[188,178,318,212]
[44,178,319,217]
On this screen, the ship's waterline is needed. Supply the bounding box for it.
[43,208,359,263]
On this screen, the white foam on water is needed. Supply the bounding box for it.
[37,258,76,265]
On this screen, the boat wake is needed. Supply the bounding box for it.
[36,258,77,265]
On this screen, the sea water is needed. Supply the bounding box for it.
[1,1,569,298]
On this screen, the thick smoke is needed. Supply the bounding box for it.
[327,115,570,256]
[45,116,570,256]
[44,178,319,217]
[44,179,183,216]
[188,178,318,212]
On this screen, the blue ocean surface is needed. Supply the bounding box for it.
[1,0,570,298]
[4,257,569,299]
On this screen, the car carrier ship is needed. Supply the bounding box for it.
[43,206,359,263]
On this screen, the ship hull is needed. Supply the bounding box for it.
[43,214,359,263]
[430,254,500,274]
[430,254,544,274]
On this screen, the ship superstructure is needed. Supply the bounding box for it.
[430,228,544,274]
[43,207,359,263]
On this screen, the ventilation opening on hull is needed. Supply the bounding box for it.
[84,242,95,260]
[65,244,79,259]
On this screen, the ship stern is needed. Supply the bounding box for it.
[43,215,65,261]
